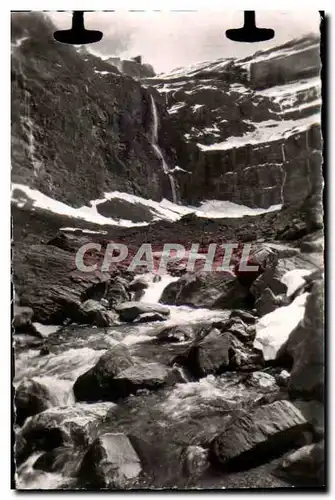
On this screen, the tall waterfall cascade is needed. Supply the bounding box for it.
[150,95,178,204]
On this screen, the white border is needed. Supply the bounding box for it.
[2,3,334,498]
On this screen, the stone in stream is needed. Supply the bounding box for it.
[19,402,116,458]
[107,362,178,401]
[211,400,312,470]
[229,309,257,325]
[255,287,285,317]
[275,441,325,486]
[157,324,195,343]
[73,344,135,402]
[13,304,34,332]
[129,276,150,292]
[15,379,53,427]
[160,271,250,310]
[133,312,166,323]
[78,433,142,488]
[174,328,260,378]
[182,445,209,479]
[79,299,119,327]
[115,301,170,322]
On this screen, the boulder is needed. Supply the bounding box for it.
[129,276,150,292]
[220,317,251,343]
[78,433,141,488]
[211,400,312,470]
[133,312,166,324]
[250,266,287,302]
[15,379,53,427]
[253,292,309,361]
[13,305,34,331]
[276,370,290,387]
[78,299,118,327]
[173,329,259,378]
[245,371,278,391]
[107,362,177,400]
[73,344,134,402]
[106,277,130,307]
[116,301,170,322]
[229,310,257,324]
[160,271,250,309]
[20,402,116,457]
[182,445,209,478]
[255,288,284,317]
[285,279,324,401]
[276,441,325,486]
[157,324,195,343]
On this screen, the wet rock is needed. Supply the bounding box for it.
[106,277,130,307]
[133,312,166,324]
[284,279,324,401]
[116,301,170,322]
[221,318,250,343]
[20,402,116,457]
[157,324,195,343]
[300,238,324,254]
[276,370,290,387]
[182,445,209,478]
[15,379,53,427]
[79,433,142,488]
[13,305,34,332]
[211,400,311,470]
[33,445,83,476]
[250,266,287,303]
[73,344,134,402]
[292,400,324,439]
[255,288,284,317]
[174,329,246,378]
[229,310,257,324]
[108,362,178,400]
[129,276,150,292]
[160,271,250,309]
[254,292,309,361]
[276,441,325,486]
[245,371,277,390]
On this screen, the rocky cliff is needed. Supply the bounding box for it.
[147,34,322,211]
[11,12,175,207]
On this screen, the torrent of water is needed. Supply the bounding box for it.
[150,95,178,204]
[15,273,233,489]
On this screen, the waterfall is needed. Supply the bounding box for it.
[150,95,178,204]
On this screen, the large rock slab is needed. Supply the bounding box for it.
[15,379,53,427]
[73,344,134,402]
[108,362,177,400]
[79,433,141,488]
[282,279,324,401]
[115,301,170,322]
[211,400,311,470]
[19,402,116,457]
[160,271,250,309]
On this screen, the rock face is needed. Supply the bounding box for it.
[73,344,135,402]
[11,12,177,207]
[79,433,142,488]
[211,400,311,470]
[160,271,250,309]
[282,278,324,401]
[148,34,321,210]
[276,441,324,485]
[116,301,170,322]
[15,379,52,426]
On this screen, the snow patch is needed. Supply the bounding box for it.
[254,292,309,361]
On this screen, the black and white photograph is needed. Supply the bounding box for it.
[11,8,325,490]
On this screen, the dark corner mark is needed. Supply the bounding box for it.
[53,11,103,45]
[226,11,275,43]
